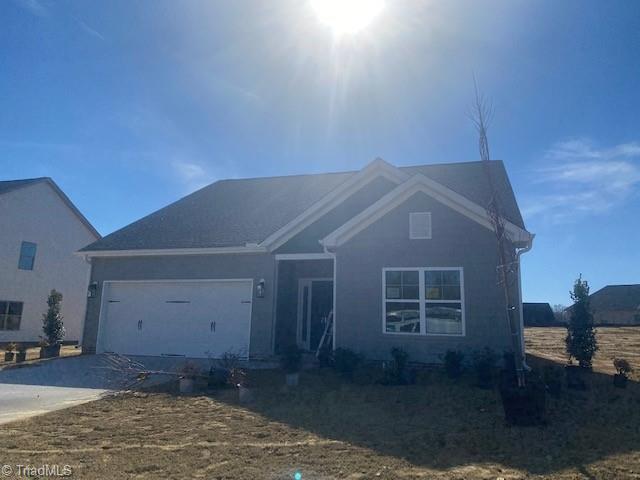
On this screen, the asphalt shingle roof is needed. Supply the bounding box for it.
[523,302,558,326]
[81,160,525,252]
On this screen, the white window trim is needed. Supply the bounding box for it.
[409,212,432,240]
[381,267,466,337]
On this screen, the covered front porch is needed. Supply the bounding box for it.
[274,256,334,355]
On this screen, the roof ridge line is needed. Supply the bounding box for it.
[213,160,504,183]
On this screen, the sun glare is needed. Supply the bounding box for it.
[311,0,385,35]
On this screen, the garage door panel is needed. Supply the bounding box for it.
[98,280,252,358]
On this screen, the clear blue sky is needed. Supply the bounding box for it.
[2,0,639,307]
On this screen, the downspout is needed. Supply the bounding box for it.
[270,255,279,356]
[80,254,93,351]
[515,234,535,370]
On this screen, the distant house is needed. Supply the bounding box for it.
[0,178,100,344]
[523,302,558,326]
[568,285,640,326]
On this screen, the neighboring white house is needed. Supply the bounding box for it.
[0,178,99,344]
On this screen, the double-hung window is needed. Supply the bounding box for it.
[383,267,465,336]
[18,242,37,270]
[384,270,421,334]
[0,301,23,331]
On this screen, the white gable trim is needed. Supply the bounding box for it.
[320,174,532,249]
[260,158,408,251]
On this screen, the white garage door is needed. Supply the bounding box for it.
[97,280,253,358]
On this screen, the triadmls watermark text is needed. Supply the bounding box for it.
[2,464,72,477]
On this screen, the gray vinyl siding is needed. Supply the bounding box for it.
[276,176,396,254]
[82,254,276,358]
[334,191,521,363]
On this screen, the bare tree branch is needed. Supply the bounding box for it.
[470,79,525,387]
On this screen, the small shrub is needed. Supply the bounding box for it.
[207,368,229,389]
[382,347,412,385]
[42,289,65,346]
[217,351,242,371]
[332,348,363,379]
[613,358,632,388]
[443,350,464,379]
[5,342,16,353]
[280,344,303,373]
[565,275,598,368]
[613,358,632,377]
[472,347,497,388]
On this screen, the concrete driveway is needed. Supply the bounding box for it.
[0,355,118,425]
[0,354,205,425]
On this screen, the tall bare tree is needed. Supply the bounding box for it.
[470,80,525,387]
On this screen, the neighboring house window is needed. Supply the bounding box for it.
[0,301,23,331]
[383,267,464,336]
[409,212,431,239]
[18,241,37,270]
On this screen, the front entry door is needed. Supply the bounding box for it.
[297,279,333,351]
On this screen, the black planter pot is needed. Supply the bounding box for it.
[40,344,61,359]
[4,352,14,362]
[499,371,547,426]
[16,351,27,363]
[613,373,628,388]
[566,365,588,390]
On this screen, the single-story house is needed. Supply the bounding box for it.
[523,302,558,327]
[78,158,534,363]
[0,178,100,344]
[566,284,640,326]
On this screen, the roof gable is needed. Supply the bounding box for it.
[275,175,398,254]
[0,177,100,239]
[590,285,640,311]
[262,158,408,250]
[320,173,532,249]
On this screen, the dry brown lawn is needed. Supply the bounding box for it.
[0,328,639,479]
[526,326,640,377]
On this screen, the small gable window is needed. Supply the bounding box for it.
[18,241,37,271]
[409,212,431,239]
